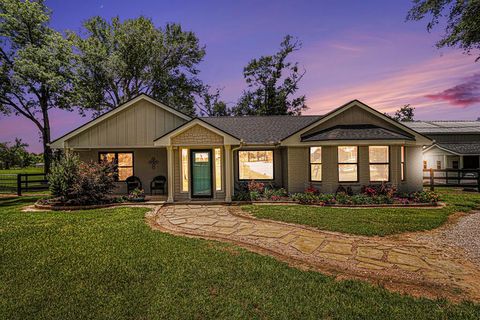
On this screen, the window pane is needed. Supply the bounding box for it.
[311,164,322,181]
[100,153,115,163]
[239,151,273,180]
[339,164,357,182]
[215,148,222,191]
[181,148,189,192]
[194,152,209,162]
[338,146,357,163]
[310,147,322,164]
[118,153,133,166]
[118,167,133,181]
[401,146,405,162]
[369,146,388,163]
[370,164,389,182]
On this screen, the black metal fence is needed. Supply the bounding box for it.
[423,169,480,191]
[0,173,48,195]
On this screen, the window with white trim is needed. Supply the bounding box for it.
[181,148,189,192]
[309,147,322,181]
[214,148,222,191]
[338,146,358,182]
[369,146,389,182]
[238,150,274,180]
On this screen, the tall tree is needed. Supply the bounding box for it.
[407,0,480,61]
[71,16,206,116]
[232,35,307,116]
[0,0,75,173]
[0,138,32,169]
[393,104,415,121]
[197,86,230,116]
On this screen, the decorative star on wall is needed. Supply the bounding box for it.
[149,157,159,169]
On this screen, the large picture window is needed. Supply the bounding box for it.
[99,152,133,181]
[239,150,274,180]
[338,146,358,182]
[309,147,322,181]
[369,146,389,182]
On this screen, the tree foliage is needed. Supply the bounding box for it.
[407,0,480,61]
[70,16,206,116]
[0,0,76,172]
[197,86,230,116]
[0,138,34,169]
[232,35,307,116]
[392,104,415,121]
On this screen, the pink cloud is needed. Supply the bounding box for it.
[425,73,480,107]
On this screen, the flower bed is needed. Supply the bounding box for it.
[233,181,440,206]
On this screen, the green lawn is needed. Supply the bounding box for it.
[1,197,479,319]
[0,167,44,174]
[242,189,480,236]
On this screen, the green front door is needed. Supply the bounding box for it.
[191,150,212,198]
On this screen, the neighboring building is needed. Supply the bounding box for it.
[50,94,432,202]
[402,121,480,170]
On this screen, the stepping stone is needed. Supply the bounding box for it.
[215,220,238,227]
[169,218,187,225]
[181,223,199,230]
[216,227,236,235]
[387,251,429,270]
[191,217,217,226]
[320,242,353,256]
[252,228,291,238]
[317,252,350,262]
[356,256,392,269]
[235,228,255,236]
[357,246,384,260]
[291,237,324,254]
[278,233,297,244]
[357,262,385,270]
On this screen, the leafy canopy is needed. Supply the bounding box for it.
[232,35,307,116]
[0,0,76,172]
[70,16,206,116]
[393,104,415,121]
[407,0,480,61]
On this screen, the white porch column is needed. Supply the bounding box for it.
[460,156,464,169]
[225,145,232,202]
[443,154,448,169]
[167,146,174,203]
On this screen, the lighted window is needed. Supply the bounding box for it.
[99,152,133,181]
[338,146,358,182]
[401,146,406,181]
[239,150,274,180]
[181,148,189,192]
[310,147,322,181]
[436,161,441,170]
[369,146,389,182]
[215,148,222,191]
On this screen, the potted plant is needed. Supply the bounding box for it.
[128,188,146,202]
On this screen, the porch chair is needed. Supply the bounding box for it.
[150,175,167,195]
[125,176,142,194]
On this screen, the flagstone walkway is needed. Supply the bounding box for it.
[148,204,480,302]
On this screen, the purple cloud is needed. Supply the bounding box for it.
[425,73,480,107]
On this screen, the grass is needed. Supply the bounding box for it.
[0,167,44,174]
[242,189,480,236]
[1,197,479,319]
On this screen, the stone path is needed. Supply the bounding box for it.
[148,205,480,302]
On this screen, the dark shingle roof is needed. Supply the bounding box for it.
[402,121,480,134]
[436,143,480,155]
[200,116,323,143]
[301,124,414,142]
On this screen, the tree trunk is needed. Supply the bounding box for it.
[40,91,52,174]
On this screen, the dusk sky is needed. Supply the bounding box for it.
[1,0,479,153]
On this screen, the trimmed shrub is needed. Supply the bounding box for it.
[48,154,116,205]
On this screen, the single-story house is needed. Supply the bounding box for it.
[50,94,432,202]
[402,121,480,170]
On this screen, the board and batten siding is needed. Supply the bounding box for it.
[65,99,187,148]
[286,145,423,194]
